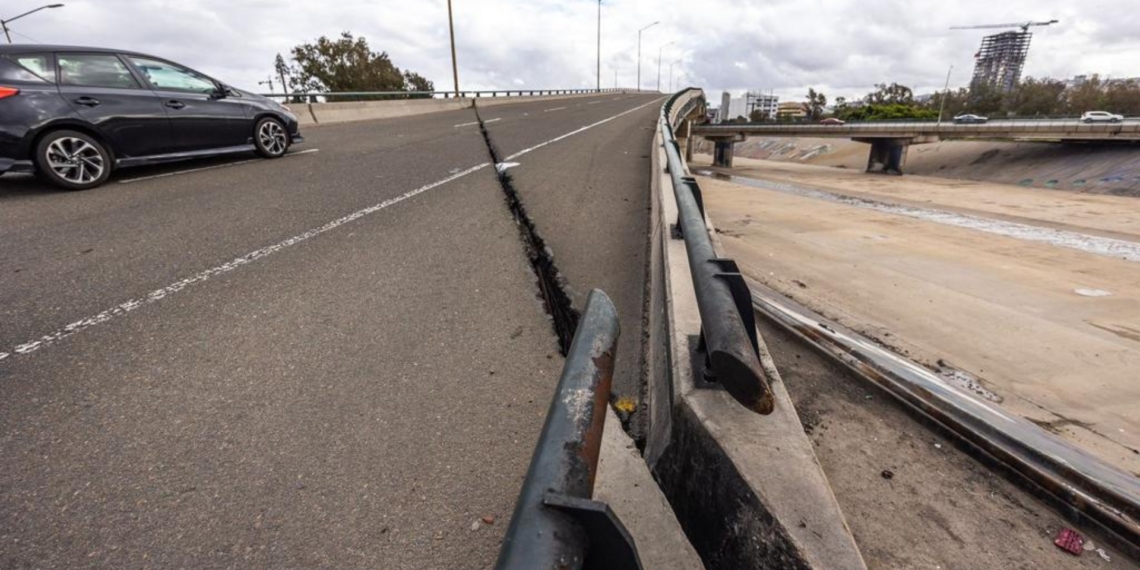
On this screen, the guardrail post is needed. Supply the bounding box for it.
[495,290,642,570]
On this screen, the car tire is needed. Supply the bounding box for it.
[35,130,112,191]
[254,117,290,158]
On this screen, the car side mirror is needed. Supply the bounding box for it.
[209,85,226,100]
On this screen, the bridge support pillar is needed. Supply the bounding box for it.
[705,134,745,168]
[859,138,911,175]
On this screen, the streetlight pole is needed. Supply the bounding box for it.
[937,64,953,126]
[636,21,658,92]
[596,0,601,92]
[2,3,63,44]
[656,41,674,92]
[447,0,460,97]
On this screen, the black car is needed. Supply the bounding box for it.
[0,45,302,190]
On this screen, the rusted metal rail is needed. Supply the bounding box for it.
[494,289,643,570]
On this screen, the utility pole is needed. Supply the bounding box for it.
[596,0,601,91]
[636,21,658,92]
[937,64,953,126]
[656,41,674,92]
[1,4,64,44]
[447,0,460,97]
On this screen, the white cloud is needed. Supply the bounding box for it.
[3,0,1136,101]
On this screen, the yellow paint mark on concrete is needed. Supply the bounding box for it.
[614,397,638,414]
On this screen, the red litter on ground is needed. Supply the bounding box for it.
[1054,528,1084,556]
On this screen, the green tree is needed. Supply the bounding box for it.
[806,88,827,119]
[1062,75,1106,114]
[1003,77,1066,116]
[1103,79,1140,115]
[865,82,913,105]
[403,71,434,94]
[287,32,431,100]
[748,109,767,122]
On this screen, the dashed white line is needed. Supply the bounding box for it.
[543,106,567,113]
[505,97,663,161]
[454,118,499,128]
[1,98,665,363]
[588,100,602,105]
[0,161,490,363]
[118,148,321,184]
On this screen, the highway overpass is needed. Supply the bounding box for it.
[692,118,1140,173]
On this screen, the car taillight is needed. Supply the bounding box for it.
[0,87,19,100]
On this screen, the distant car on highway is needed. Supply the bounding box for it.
[0,45,303,190]
[953,114,988,124]
[819,117,845,125]
[1080,111,1124,123]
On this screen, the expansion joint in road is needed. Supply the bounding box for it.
[473,106,580,354]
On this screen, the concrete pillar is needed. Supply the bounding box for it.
[685,128,694,162]
[864,138,909,175]
[713,140,735,168]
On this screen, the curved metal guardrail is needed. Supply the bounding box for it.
[260,88,629,101]
[660,89,774,415]
[495,289,643,570]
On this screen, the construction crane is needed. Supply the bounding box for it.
[950,19,1058,32]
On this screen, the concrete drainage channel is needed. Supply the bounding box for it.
[653,89,1140,568]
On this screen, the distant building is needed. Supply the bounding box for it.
[716,91,779,122]
[745,92,779,120]
[970,31,1032,93]
[776,101,809,120]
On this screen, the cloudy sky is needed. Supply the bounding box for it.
[5,0,1138,101]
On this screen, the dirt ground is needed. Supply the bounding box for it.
[697,156,1140,476]
[758,315,1134,569]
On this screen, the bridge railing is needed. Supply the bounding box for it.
[494,289,643,570]
[694,118,1140,138]
[659,89,774,414]
[259,88,628,102]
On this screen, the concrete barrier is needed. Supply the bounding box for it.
[643,91,867,570]
[286,91,637,129]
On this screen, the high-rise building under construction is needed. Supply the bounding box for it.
[970,30,1032,93]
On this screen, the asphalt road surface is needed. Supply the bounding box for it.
[0,92,663,569]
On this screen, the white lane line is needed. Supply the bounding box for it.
[505,97,663,161]
[0,162,490,363]
[118,149,321,184]
[0,99,665,363]
[543,106,567,113]
[456,117,500,127]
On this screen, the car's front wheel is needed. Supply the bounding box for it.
[254,117,290,158]
[35,130,112,190]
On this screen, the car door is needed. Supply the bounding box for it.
[55,52,175,158]
[125,55,251,152]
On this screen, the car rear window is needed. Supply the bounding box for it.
[0,53,54,83]
[58,53,141,90]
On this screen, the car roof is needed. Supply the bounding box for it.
[0,44,154,57]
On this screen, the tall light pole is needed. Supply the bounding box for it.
[596,0,601,91]
[636,21,658,92]
[2,3,63,44]
[669,58,682,93]
[447,0,460,97]
[656,41,674,92]
[937,64,953,126]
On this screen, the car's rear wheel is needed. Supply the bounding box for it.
[35,130,112,190]
[254,117,289,158]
